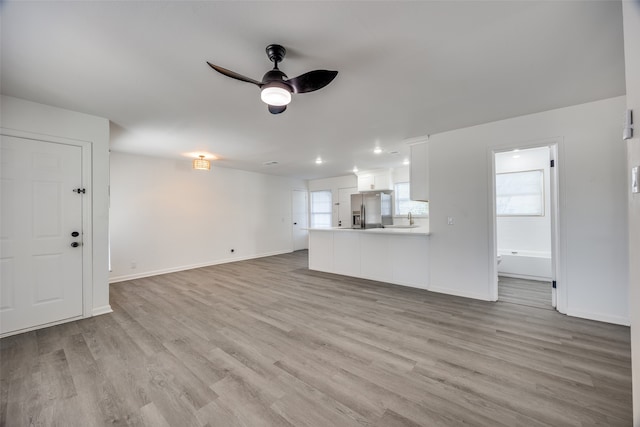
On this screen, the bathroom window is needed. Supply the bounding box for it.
[496,170,544,216]
[310,190,333,227]
[394,182,428,216]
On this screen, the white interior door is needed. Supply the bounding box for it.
[337,187,358,228]
[292,190,308,251]
[1,136,84,334]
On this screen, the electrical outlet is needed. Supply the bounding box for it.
[447,217,454,225]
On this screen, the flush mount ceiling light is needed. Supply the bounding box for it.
[373,147,382,154]
[353,166,358,173]
[193,155,211,171]
[403,158,410,165]
[315,157,323,164]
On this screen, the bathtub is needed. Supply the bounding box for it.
[497,250,552,281]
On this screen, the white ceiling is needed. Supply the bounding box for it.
[1,1,625,180]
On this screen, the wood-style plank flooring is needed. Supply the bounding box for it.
[498,276,553,310]
[1,251,632,426]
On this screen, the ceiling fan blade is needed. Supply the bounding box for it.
[206,62,262,86]
[268,105,287,115]
[287,70,338,94]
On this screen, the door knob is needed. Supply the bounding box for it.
[294,222,297,225]
[71,231,80,237]
[71,242,80,248]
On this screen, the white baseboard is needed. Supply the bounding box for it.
[428,284,493,301]
[0,315,83,338]
[566,308,630,326]
[498,273,552,282]
[108,250,293,283]
[92,305,113,316]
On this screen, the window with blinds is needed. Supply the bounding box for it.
[394,182,428,216]
[496,170,544,216]
[310,190,333,227]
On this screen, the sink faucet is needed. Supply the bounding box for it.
[408,211,414,226]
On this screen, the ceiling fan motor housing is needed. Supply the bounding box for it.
[266,44,287,65]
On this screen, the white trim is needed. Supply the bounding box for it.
[428,285,493,302]
[92,305,113,316]
[1,128,96,331]
[0,315,83,339]
[291,188,309,251]
[80,142,94,318]
[499,273,552,282]
[566,308,630,326]
[109,250,293,283]
[488,137,563,308]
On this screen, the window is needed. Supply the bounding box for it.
[310,190,332,227]
[394,182,428,216]
[496,170,544,216]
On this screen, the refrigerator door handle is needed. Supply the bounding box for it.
[361,204,365,228]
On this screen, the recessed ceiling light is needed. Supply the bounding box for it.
[315,157,323,164]
[353,166,358,173]
[403,158,410,165]
[373,147,382,154]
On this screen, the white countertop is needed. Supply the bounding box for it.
[306,227,430,236]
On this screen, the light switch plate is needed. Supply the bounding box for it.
[632,166,639,194]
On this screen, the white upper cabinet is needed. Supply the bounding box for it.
[410,142,429,201]
[357,169,393,192]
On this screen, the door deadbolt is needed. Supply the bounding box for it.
[71,231,80,237]
[71,242,81,248]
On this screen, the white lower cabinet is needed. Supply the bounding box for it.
[308,230,429,290]
[308,231,333,272]
[333,231,361,276]
[391,236,429,289]
[360,234,393,283]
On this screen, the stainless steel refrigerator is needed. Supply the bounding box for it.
[351,192,392,228]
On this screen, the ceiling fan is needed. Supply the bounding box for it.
[207,44,338,114]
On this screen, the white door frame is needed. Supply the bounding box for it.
[291,188,309,251]
[487,137,565,314]
[337,186,358,228]
[1,128,94,329]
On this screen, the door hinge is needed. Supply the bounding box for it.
[550,159,555,168]
[73,188,86,194]
[552,280,557,289]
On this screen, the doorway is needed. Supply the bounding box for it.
[490,142,561,311]
[337,187,358,228]
[1,135,87,335]
[292,189,308,251]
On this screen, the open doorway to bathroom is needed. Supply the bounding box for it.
[492,143,559,311]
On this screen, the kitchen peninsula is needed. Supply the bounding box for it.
[307,227,430,289]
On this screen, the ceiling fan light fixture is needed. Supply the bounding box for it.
[260,83,291,106]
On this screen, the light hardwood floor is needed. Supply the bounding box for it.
[498,276,553,310]
[1,251,632,426]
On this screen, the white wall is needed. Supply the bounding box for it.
[109,152,305,282]
[429,96,629,325]
[622,1,640,423]
[0,95,111,315]
[495,146,551,255]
